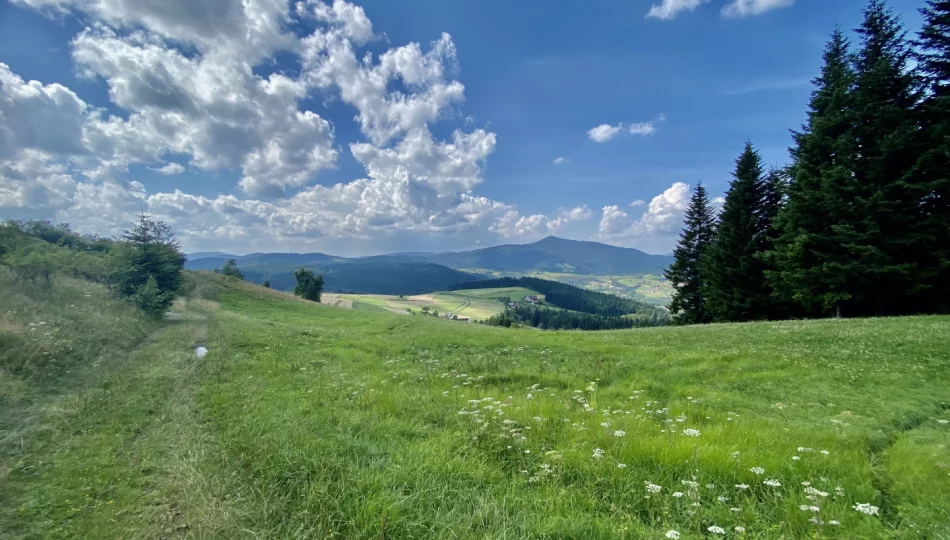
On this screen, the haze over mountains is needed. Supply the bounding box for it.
[186,237,672,296]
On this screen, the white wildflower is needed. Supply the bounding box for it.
[665,531,680,539]
[613,430,626,437]
[645,482,662,493]
[708,525,725,535]
[735,484,750,490]
[750,467,765,475]
[672,491,684,498]
[820,449,830,455]
[763,479,782,487]
[682,429,701,437]
[592,448,605,459]
[829,520,840,525]
[617,463,627,469]
[853,502,879,516]
[735,526,746,533]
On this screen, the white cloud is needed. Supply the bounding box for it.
[629,199,646,208]
[553,156,570,165]
[628,122,656,136]
[597,183,691,253]
[722,0,794,18]
[151,163,185,175]
[4,1,580,252]
[587,124,624,143]
[646,0,709,20]
[588,120,657,143]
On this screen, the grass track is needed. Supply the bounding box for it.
[3,272,949,539]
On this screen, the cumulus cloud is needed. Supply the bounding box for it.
[721,0,794,18]
[2,0,574,251]
[553,156,570,165]
[151,163,185,175]
[597,183,691,253]
[646,0,709,20]
[588,120,657,143]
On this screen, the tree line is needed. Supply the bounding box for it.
[448,276,667,319]
[485,304,666,331]
[0,217,186,317]
[666,0,950,324]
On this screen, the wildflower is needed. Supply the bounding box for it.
[792,456,801,461]
[600,422,610,428]
[617,463,627,469]
[763,479,781,487]
[717,496,729,502]
[730,507,741,512]
[613,430,626,437]
[829,520,840,525]
[665,531,680,539]
[853,502,879,516]
[682,429,701,437]
[526,393,534,400]
[804,487,829,498]
[749,467,765,475]
[800,505,820,512]
[645,482,662,494]
[706,483,716,489]
[938,420,948,425]
[735,484,749,490]
[820,449,830,455]
[592,448,605,459]
[681,480,699,489]
[734,526,746,533]
[708,525,725,535]
[672,491,684,498]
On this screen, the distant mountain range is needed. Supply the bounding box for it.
[423,236,673,275]
[186,236,671,295]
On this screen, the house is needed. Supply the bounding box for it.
[455,316,472,322]
[525,296,540,304]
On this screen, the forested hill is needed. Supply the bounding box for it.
[448,277,666,319]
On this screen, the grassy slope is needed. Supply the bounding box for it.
[3,272,949,539]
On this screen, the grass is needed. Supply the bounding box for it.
[3,272,949,539]
[328,290,515,320]
[458,269,674,305]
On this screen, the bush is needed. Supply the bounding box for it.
[293,268,324,302]
[220,259,244,280]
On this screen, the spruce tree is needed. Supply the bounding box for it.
[755,167,790,318]
[665,183,717,325]
[913,0,950,312]
[703,142,767,322]
[767,28,859,317]
[844,0,925,315]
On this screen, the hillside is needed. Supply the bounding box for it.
[185,254,476,296]
[3,271,949,538]
[425,236,674,275]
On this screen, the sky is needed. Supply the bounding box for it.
[0,0,925,256]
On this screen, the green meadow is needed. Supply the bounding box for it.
[2,272,949,539]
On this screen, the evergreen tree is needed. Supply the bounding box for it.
[703,142,767,322]
[756,167,790,319]
[843,0,925,315]
[263,279,271,288]
[664,183,717,324]
[913,0,950,312]
[220,259,244,280]
[768,28,859,317]
[294,268,324,302]
[120,213,186,316]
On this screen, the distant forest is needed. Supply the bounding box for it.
[450,276,669,330]
[666,0,950,325]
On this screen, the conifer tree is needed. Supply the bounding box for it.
[665,183,717,324]
[842,0,925,315]
[913,0,950,312]
[768,28,858,317]
[755,167,790,318]
[703,142,767,322]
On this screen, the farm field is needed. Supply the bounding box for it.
[461,269,674,305]
[322,287,543,321]
[4,272,949,539]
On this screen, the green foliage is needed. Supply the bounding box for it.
[448,276,667,322]
[487,304,660,330]
[0,217,185,318]
[703,142,772,322]
[219,258,245,280]
[293,267,324,302]
[665,183,717,324]
[262,279,271,288]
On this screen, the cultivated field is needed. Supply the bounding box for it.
[321,287,539,320]
[461,269,674,305]
[3,273,949,539]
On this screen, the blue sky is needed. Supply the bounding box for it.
[0,0,925,255]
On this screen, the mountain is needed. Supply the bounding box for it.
[187,251,236,260]
[423,236,673,275]
[184,253,475,296]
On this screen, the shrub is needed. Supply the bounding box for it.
[293,268,324,302]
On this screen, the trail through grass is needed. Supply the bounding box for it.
[3,272,949,539]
